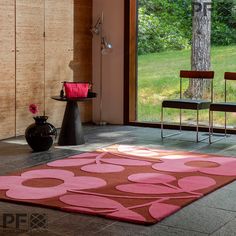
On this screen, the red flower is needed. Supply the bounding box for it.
[29,104,39,115]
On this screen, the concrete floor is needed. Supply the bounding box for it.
[0,125,236,236]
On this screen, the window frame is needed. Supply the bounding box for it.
[123,0,236,135]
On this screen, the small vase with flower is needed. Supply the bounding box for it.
[25,104,57,152]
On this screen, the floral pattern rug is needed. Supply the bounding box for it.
[0,145,236,224]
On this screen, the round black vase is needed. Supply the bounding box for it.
[25,116,57,152]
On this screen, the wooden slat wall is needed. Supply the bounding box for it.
[0,0,92,139]
[45,0,74,128]
[0,0,15,139]
[15,0,45,135]
[74,0,92,122]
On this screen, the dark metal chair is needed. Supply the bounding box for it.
[161,70,214,142]
[209,72,236,143]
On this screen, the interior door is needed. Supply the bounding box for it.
[0,0,16,139]
[15,0,45,135]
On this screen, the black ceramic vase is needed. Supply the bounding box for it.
[25,116,57,152]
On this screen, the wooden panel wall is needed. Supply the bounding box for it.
[0,0,92,139]
[0,0,15,139]
[74,0,92,122]
[15,0,45,135]
[45,0,74,128]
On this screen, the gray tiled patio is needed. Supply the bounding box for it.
[0,125,236,236]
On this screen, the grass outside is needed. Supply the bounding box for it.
[137,45,236,127]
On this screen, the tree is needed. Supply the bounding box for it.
[185,0,212,99]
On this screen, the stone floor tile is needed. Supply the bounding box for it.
[223,180,236,191]
[210,217,236,236]
[159,204,236,234]
[195,188,236,212]
[49,213,114,236]
[95,223,208,236]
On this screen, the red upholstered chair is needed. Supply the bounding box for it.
[209,72,236,143]
[161,70,214,142]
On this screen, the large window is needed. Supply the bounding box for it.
[126,0,236,129]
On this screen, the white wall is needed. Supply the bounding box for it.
[92,0,124,124]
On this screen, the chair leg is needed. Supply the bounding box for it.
[161,107,181,139]
[209,111,229,144]
[196,110,199,142]
[180,109,182,132]
[224,112,227,137]
[161,106,164,139]
[209,110,212,144]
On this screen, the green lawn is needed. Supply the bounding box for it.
[138,45,236,126]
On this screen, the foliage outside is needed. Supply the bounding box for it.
[138,0,236,55]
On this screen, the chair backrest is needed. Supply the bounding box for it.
[179,70,214,101]
[224,72,236,102]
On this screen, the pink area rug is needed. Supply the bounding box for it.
[1,145,236,224]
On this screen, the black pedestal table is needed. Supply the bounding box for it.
[51,92,96,145]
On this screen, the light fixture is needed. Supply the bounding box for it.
[101,37,112,55]
[90,13,103,35]
[91,12,112,125]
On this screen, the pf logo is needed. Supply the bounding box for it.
[193,1,212,16]
[2,213,48,232]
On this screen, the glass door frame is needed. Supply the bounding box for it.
[124,0,180,129]
[124,0,137,124]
